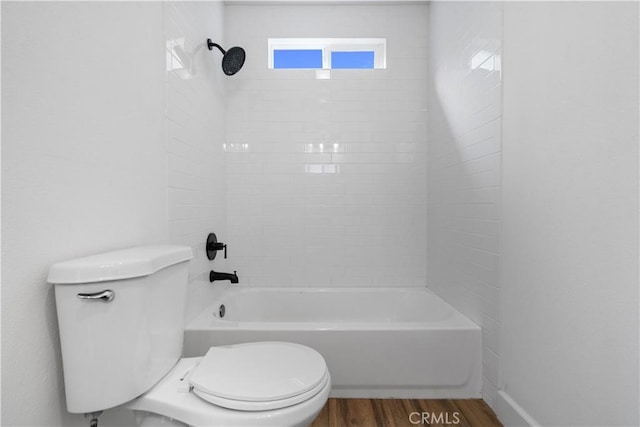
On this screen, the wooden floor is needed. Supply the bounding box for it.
[310,399,503,427]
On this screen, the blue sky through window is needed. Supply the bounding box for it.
[273,49,323,69]
[331,51,375,69]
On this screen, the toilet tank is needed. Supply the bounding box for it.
[47,245,193,414]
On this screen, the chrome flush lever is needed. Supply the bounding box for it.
[77,290,115,303]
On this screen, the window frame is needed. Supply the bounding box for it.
[268,38,387,69]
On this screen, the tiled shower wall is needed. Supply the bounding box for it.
[164,2,229,321]
[224,4,428,286]
[426,2,503,408]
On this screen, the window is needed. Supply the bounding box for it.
[331,51,375,69]
[268,38,386,70]
[273,49,323,69]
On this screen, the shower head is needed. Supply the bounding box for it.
[207,38,245,76]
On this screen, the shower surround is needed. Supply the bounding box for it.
[223,3,428,286]
[427,1,503,408]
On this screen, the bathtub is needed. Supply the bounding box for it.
[184,286,481,399]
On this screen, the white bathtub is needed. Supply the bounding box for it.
[184,286,481,399]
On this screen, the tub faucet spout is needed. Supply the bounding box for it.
[209,270,239,284]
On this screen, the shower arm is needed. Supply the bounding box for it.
[207,39,226,55]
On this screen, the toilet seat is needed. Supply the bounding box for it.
[189,342,329,411]
[194,370,330,411]
[126,355,332,427]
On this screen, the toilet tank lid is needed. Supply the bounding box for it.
[47,245,193,284]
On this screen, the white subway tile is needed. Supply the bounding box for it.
[166,0,227,324]
[225,3,428,287]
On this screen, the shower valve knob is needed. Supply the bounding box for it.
[206,233,227,260]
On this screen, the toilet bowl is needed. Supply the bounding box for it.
[48,245,331,427]
[127,342,331,427]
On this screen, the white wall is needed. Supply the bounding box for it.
[2,2,165,425]
[427,1,503,408]
[500,2,639,426]
[224,3,428,286]
[1,1,227,425]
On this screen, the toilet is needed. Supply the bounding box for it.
[47,245,330,427]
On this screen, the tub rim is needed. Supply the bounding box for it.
[186,286,481,332]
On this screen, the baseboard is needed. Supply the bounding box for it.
[329,387,482,399]
[496,390,540,427]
